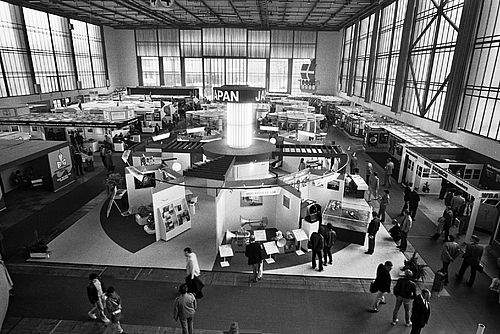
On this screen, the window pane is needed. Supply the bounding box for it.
[203,28,224,56]
[49,14,76,91]
[0,2,33,96]
[293,31,316,59]
[136,29,158,57]
[248,59,266,88]
[180,30,201,57]
[141,57,159,86]
[204,58,224,97]
[225,28,246,57]
[271,30,293,58]
[162,57,181,86]
[184,58,202,88]
[88,24,106,87]
[158,29,179,57]
[339,26,354,93]
[70,19,93,89]
[248,30,270,58]
[225,58,246,85]
[269,59,288,92]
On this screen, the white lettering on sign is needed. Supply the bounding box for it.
[215,89,239,102]
[56,151,67,169]
[256,90,265,101]
[242,187,281,197]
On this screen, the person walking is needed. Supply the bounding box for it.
[184,247,203,298]
[73,150,84,176]
[391,269,416,327]
[456,235,484,287]
[431,206,454,241]
[398,210,413,253]
[450,190,466,218]
[323,223,336,266]
[245,235,263,282]
[444,188,456,207]
[440,236,462,285]
[438,178,449,200]
[379,189,390,223]
[309,230,324,272]
[408,187,420,220]
[368,172,379,202]
[365,212,381,255]
[401,183,413,215]
[383,158,394,187]
[173,284,197,334]
[105,149,115,173]
[298,158,306,171]
[366,161,373,185]
[349,152,358,174]
[104,286,125,334]
[370,261,393,312]
[86,273,110,323]
[410,289,431,334]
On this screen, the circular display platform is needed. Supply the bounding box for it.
[203,139,275,161]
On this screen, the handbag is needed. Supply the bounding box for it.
[369,281,377,293]
[473,262,484,273]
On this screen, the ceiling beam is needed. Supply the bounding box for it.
[173,1,206,24]
[337,0,383,30]
[227,0,244,24]
[115,0,178,25]
[321,3,347,28]
[302,0,321,25]
[77,0,145,25]
[199,0,224,23]
[51,0,125,25]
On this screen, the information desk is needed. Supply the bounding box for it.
[322,198,371,245]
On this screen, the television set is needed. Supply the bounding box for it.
[134,172,156,189]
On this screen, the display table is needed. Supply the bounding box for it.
[322,198,371,245]
[349,174,368,198]
[130,134,141,143]
[113,142,125,152]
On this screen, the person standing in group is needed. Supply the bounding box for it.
[444,188,456,207]
[349,152,358,175]
[184,247,203,298]
[401,183,413,215]
[298,158,306,171]
[365,212,381,255]
[86,273,110,323]
[73,150,84,176]
[450,190,466,218]
[368,172,380,202]
[456,235,484,287]
[100,146,108,169]
[410,289,431,334]
[379,189,390,223]
[370,261,393,312]
[366,161,373,185]
[173,284,197,334]
[245,235,263,282]
[431,206,454,241]
[398,210,413,253]
[309,229,324,272]
[104,287,125,334]
[440,236,462,285]
[383,158,395,187]
[391,269,416,327]
[323,223,336,266]
[439,178,449,200]
[105,149,115,173]
[408,187,420,220]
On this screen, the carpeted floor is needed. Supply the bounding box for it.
[213,239,350,273]
[366,151,401,180]
[100,197,156,253]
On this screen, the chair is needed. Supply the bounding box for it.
[188,196,199,214]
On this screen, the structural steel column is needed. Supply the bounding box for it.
[347,22,359,97]
[439,0,483,132]
[364,7,380,103]
[391,0,417,113]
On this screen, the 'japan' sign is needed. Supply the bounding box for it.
[213,86,266,103]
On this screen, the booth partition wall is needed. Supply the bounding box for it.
[135,28,317,96]
[339,0,500,142]
[0,1,108,98]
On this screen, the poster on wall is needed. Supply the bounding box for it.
[47,146,74,191]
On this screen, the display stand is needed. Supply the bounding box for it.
[253,230,267,242]
[292,228,308,255]
[158,197,191,241]
[219,244,233,267]
[263,241,279,264]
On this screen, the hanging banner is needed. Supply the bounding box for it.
[241,187,281,197]
[47,146,74,191]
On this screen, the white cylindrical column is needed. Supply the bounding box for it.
[475,323,485,334]
[226,103,253,149]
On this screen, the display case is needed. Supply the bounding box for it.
[322,198,371,245]
[158,197,191,241]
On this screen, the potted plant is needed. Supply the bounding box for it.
[402,252,428,281]
[27,231,50,259]
[144,214,156,234]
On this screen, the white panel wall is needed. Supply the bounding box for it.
[316,31,342,96]
[275,189,301,233]
[104,28,138,88]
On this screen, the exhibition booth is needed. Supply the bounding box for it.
[0,139,74,210]
[399,146,500,245]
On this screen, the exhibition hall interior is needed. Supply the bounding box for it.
[0,0,500,333]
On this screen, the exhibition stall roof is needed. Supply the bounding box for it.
[162,141,204,154]
[275,144,344,157]
[0,112,140,129]
[0,139,67,170]
[383,125,461,149]
[411,147,500,171]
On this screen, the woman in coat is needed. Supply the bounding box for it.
[370,261,393,312]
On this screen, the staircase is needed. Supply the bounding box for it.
[183,156,234,181]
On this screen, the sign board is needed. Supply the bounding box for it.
[313,173,340,187]
[213,85,266,103]
[106,186,118,218]
[219,244,234,258]
[260,125,279,132]
[292,229,308,241]
[263,241,279,255]
[121,149,131,164]
[186,127,205,134]
[242,187,281,197]
[47,146,74,191]
[253,230,267,242]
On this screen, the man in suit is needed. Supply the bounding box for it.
[365,212,380,255]
[456,235,484,287]
[398,210,413,253]
[245,235,263,282]
[408,187,420,220]
[370,261,393,312]
[309,230,324,272]
[440,236,462,285]
[410,289,431,334]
